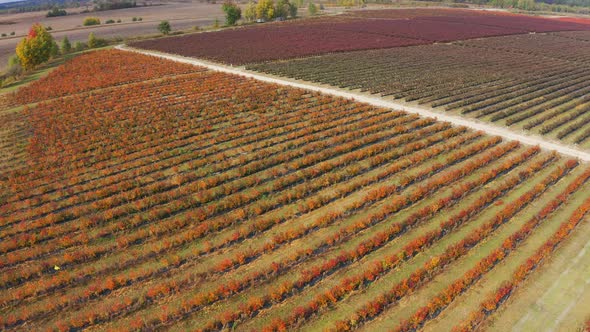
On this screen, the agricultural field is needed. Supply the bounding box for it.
[250,31,590,148]
[2,49,590,332]
[0,1,226,70]
[130,8,590,65]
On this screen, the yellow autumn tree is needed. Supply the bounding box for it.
[16,24,55,70]
[256,0,274,21]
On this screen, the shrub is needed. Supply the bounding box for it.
[96,0,136,10]
[158,21,171,35]
[47,7,67,17]
[289,2,298,17]
[6,55,22,78]
[132,17,138,21]
[1,33,6,37]
[105,19,115,24]
[50,40,59,57]
[222,1,242,25]
[83,17,101,26]
[308,2,318,15]
[87,32,107,48]
[74,41,86,52]
[117,19,121,23]
[10,31,14,35]
[61,36,71,54]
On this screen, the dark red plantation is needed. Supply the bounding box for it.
[130,8,590,65]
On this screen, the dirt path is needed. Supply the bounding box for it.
[117,45,590,162]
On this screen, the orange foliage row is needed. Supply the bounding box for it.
[319,158,575,332]
[452,167,590,332]
[12,49,202,105]
[393,160,583,332]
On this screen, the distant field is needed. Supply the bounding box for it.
[1,49,590,331]
[250,31,590,148]
[0,1,224,68]
[130,8,590,65]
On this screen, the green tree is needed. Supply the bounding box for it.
[50,40,59,57]
[6,54,22,78]
[288,2,298,18]
[61,36,71,54]
[15,24,55,70]
[244,1,257,22]
[275,0,289,18]
[308,2,318,15]
[517,0,535,10]
[158,20,171,34]
[275,0,297,18]
[74,41,86,52]
[256,0,275,20]
[88,32,97,48]
[222,1,242,25]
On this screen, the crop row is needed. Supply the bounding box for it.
[76,141,535,332]
[1,117,447,292]
[0,129,488,329]
[4,49,590,331]
[393,163,590,331]
[250,33,590,146]
[451,168,590,331]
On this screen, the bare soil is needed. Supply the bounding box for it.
[0,1,224,68]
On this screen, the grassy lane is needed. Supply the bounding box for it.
[33,130,486,330]
[298,157,566,331]
[88,136,509,332]
[483,213,590,332]
[421,166,590,331]
[354,160,580,331]
[171,146,537,331]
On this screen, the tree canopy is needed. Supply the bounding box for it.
[16,24,55,70]
[222,1,242,25]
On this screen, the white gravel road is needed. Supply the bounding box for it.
[117,45,590,162]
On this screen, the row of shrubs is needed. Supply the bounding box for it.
[83,17,142,26]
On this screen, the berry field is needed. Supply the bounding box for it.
[129,8,590,65]
[250,31,590,148]
[2,50,590,331]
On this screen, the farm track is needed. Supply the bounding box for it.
[118,45,590,162]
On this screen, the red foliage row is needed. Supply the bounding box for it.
[394,160,583,332]
[320,158,574,332]
[0,114,430,295]
[131,10,589,65]
[261,148,549,331]
[452,167,590,332]
[62,130,482,332]
[206,143,544,332]
[0,125,470,327]
[12,50,202,104]
[71,135,508,332]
